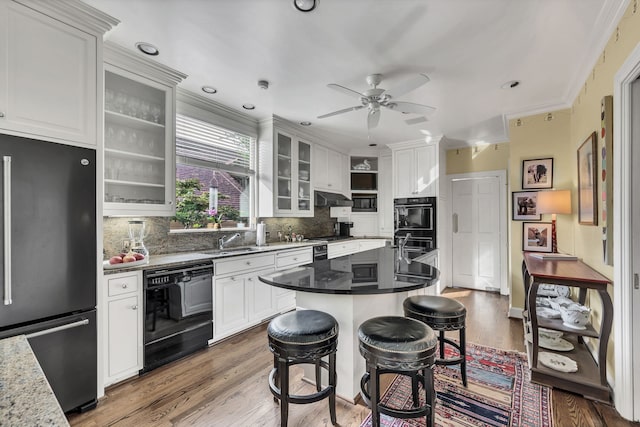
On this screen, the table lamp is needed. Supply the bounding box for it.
[536,190,572,253]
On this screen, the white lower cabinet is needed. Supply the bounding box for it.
[248,270,277,322]
[104,271,143,387]
[214,274,250,339]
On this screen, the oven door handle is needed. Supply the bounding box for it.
[394,204,433,209]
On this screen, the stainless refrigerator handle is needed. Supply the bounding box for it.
[452,213,458,233]
[3,156,11,305]
[25,319,89,339]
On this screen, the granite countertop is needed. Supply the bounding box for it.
[259,246,439,295]
[103,237,391,274]
[0,335,69,427]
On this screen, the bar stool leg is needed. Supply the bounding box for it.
[370,364,380,427]
[439,330,445,359]
[460,326,467,387]
[424,367,435,427]
[329,352,337,425]
[411,373,420,407]
[278,358,289,427]
[272,355,279,403]
[315,359,322,392]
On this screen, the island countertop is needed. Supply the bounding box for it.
[259,246,439,294]
[0,335,69,426]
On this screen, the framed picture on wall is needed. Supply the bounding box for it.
[578,131,598,225]
[522,222,553,252]
[512,191,541,220]
[522,158,553,189]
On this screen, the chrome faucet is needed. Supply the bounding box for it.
[219,233,241,250]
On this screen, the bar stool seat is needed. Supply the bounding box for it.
[268,310,339,427]
[358,316,437,427]
[403,295,468,386]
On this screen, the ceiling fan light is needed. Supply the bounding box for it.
[293,0,317,12]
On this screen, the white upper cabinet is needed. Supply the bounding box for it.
[0,0,117,147]
[102,42,186,217]
[258,117,314,217]
[391,141,438,198]
[313,144,346,194]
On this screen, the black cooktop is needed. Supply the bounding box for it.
[315,235,353,241]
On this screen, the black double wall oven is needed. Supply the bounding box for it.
[394,196,437,253]
[142,261,214,372]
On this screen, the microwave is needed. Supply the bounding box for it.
[351,172,377,191]
[352,193,377,212]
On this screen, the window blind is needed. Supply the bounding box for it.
[176,114,254,175]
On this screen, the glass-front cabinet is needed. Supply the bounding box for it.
[102,42,186,216]
[258,118,313,217]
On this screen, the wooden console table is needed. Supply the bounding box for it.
[522,252,612,402]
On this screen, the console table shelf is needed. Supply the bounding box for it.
[522,252,612,403]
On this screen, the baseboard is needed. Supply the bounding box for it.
[508,306,523,319]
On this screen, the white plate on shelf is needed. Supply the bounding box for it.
[103,258,148,269]
[539,352,578,373]
[525,333,574,352]
[537,307,561,319]
[562,322,587,330]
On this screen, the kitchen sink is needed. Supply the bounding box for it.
[204,246,261,256]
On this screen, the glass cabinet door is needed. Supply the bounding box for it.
[104,70,169,212]
[276,132,292,211]
[297,140,311,212]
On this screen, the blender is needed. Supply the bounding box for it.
[128,219,149,259]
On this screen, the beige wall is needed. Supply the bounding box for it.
[446,143,510,175]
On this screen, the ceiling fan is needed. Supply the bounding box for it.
[317,73,436,130]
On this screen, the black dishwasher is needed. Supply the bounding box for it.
[142,261,214,373]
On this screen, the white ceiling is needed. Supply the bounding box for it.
[84,0,627,149]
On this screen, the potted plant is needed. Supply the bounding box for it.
[206,208,222,229]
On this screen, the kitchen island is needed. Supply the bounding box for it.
[259,245,439,402]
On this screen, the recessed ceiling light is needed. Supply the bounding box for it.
[501,80,520,89]
[202,86,217,94]
[300,121,312,126]
[135,42,159,56]
[242,104,255,110]
[293,0,317,12]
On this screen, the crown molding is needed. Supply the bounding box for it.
[104,41,187,86]
[15,0,119,35]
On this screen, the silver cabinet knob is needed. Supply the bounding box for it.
[132,305,138,310]
[246,261,251,265]
[168,200,173,205]
[121,283,128,289]
[0,112,5,118]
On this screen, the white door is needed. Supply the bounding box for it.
[451,176,501,291]
[631,76,640,420]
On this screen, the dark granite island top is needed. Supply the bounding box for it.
[258,246,439,402]
[258,246,439,294]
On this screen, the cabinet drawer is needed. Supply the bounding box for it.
[215,253,275,276]
[276,248,313,269]
[327,241,360,258]
[107,273,139,297]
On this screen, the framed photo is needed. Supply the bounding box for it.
[522,222,553,252]
[578,131,598,225]
[522,158,553,189]
[512,191,541,220]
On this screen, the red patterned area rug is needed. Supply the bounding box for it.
[360,342,553,427]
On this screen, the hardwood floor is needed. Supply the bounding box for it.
[68,289,638,427]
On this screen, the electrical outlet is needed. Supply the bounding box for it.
[123,240,131,251]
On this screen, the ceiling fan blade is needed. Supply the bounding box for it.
[327,83,365,99]
[386,101,436,115]
[367,109,380,130]
[384,73,430,99]
[317,105,364,119]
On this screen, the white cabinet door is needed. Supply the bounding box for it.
[214,276,249,339]
[247,272,275,322]
[313,144,345,193]
[378,155,393,236]
[0,0,97,146]
[107,295,140,381]
[327,148,345,192]
[393,148,416,198]
[415,145,436,197]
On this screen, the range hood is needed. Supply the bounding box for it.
[314,191,353,207]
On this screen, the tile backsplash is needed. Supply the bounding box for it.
[103,207,336,257]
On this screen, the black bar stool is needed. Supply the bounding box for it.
[403,295,468,387]
[267,309,339,427]
[358,316,437,427]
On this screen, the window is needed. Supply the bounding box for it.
[174,114,255,229]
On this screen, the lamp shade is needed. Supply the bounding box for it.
[536,190,572,215]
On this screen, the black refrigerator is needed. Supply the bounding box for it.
[0,134,97,413]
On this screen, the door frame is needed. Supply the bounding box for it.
[613,39,640,421]
[446,170,508,295]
